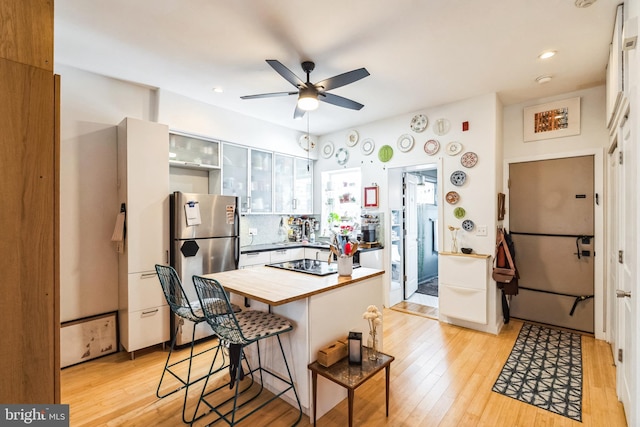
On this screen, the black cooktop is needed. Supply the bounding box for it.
[266,259,359,276]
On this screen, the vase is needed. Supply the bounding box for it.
[367,330,379,361]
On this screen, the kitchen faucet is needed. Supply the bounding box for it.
[302,219,311,241]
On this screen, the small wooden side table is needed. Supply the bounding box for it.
[308,348,394,426]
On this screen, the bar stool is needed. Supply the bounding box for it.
[154,265,239,423]
[192,275,303,426]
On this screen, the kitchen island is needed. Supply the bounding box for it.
[201,265,385,420]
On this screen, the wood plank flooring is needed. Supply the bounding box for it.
[60,309,627,426]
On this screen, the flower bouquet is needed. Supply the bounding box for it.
[362,305,382,360]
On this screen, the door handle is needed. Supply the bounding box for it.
[616,290,632,298]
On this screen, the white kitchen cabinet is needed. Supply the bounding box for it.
[272,154,313,214]
[222,143,249,212]
[117,117,170,354]
[359,248,383,269]
[438,252,490,325]
[270,247,304,263]
[239,251,271,268]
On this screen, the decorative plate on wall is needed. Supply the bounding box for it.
[378,145,394,162]
[450,170,467,186]
[454,207,466,219]
[346,130,359,147]
[460,152,478,168]
[462,219,475,231]
[445,191,460,204]
[410,114,428,133]
[321,141,335,158]
[397,134,414,152]
[424,139,440,155]
[446,141,463,156]
[433,118,450,136]
[361,138,375,155]
[336,148,349,165]
[298,134,316,151]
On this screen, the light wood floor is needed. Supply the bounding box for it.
[61,309,627,426]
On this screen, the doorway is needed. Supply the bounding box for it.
[403,168,439,310]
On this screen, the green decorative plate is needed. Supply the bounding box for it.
[378,145,393,162]
[454,207,466,219]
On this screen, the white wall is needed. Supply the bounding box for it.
[58,65,156,322]
[315,93,503,333]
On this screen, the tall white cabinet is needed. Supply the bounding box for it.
[117,117,170,354]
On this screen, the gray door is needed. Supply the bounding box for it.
[508,156,595,332]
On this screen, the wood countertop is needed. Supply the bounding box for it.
[200,266,385,306]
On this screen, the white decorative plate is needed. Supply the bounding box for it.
[361,138,375,155]
[410,114,428,133]
[336,147,349,165]
[424,139,440,155]
[298,134,316,151]
[397,134,414,152]
[321,141,335,159]
[346,130,359,147]
[461,152,478,168]
[433,118,450,136]
[446,141,463,156]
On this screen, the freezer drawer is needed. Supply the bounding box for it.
[119,305,170,352]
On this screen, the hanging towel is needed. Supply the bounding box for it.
[111,211,126,253]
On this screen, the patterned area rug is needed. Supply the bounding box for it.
[416,277,438,297]
[492,323,583,421]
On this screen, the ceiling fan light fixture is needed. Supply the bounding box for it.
[297,88,319,111]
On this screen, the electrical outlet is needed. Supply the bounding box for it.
[249,228,258,236]
[476,225,488,236]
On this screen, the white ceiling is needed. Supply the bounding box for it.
[54,0,620,136]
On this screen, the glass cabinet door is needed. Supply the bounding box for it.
[250,149,272,213]
[275,154,294,213]
[294,158,313,214]
[222,144,249,212]
[169,133,220,168]
[391,209,403,290]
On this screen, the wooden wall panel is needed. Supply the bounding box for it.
[0,0,54,70]
[0,58,56,403]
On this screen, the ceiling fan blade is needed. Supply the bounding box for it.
[315,68,370,91]
[241,91,297,100]
[266,59,306,89]
[319,92,364,110]
[293,105,306,119]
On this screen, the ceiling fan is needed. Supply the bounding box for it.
[241,59,370,119]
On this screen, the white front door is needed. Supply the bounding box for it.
[404,174,419,298]
[616,110,634,420]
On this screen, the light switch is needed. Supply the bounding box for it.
[249,228,258,235]
[476,225,488,236]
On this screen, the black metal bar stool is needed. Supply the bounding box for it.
[192,275,302,426]
[154,265,239,424]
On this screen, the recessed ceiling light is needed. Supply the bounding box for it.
[536,75,553,84]
[575,0,597,7]
[212,87,224,93]
[538,50,557,60]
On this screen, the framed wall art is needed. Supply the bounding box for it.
[364,186,379,208]
[523,97,581,142]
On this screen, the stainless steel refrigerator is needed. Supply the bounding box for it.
[170,192,240,345]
